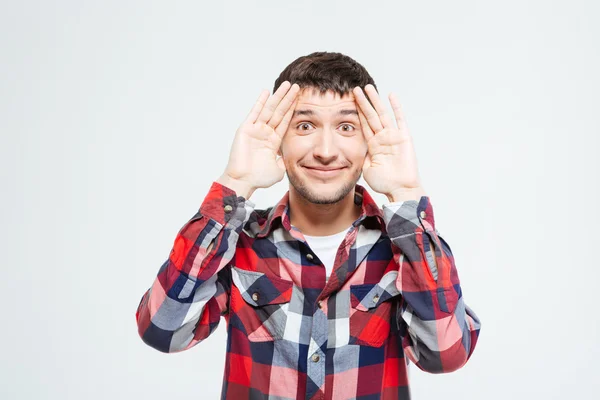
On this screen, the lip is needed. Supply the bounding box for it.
[303,166,346,178]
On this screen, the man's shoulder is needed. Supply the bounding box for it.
[249,204,276,226]
[239,205,277,239]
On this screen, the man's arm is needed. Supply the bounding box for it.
[135,81,299,352]
[135,181,255,353]
[383,196,482,373]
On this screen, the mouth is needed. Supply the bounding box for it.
[302,166,347,178]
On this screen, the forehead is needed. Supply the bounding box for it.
[294,87,356,109]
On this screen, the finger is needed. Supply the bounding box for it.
[268,83,300,129]
[244,89,270,125]
[256,80,292,124]
[357,105,374,142]
[274,96,298,139]
[389,92,411,139]
[364,84,395,130]
[353,86,384,132]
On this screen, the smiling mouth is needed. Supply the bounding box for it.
[302,166,347,177]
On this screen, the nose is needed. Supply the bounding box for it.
[312,128,338,163]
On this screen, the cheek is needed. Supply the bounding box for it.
[283,136,313,157]
[342,139,368,162]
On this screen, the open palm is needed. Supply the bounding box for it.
[223,81,299,190]
[353,84,426,201]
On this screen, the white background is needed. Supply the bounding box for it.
[1,0,599,399]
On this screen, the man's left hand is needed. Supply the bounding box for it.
[353,84,427,202]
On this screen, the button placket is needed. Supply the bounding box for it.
[307,309,326,394]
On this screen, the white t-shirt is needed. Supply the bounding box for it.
[303,226,351,281]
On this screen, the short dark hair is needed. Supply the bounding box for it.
[273,51,378,105]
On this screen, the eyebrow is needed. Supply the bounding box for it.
[293,109,359,118]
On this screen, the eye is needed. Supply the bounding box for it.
[296,122,314,131]
[339,124,356,133]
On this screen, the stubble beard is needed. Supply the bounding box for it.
[287,166,362,205]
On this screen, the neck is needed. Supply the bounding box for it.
[288,186,361,236]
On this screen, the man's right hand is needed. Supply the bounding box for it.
[217,81,300,199]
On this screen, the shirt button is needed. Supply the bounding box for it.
[372,294,379,303]
[317,300,322,309]
[252,292,259,301]
[224,205,233,213]
[306,253,314,261]
[311,354,320,362]
[420,210,426,219]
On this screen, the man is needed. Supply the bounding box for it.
[135,51,481,400]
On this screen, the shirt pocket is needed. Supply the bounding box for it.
[349,275,401,347]
[230,266,294,342]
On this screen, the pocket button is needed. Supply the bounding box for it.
[252,292,259,301]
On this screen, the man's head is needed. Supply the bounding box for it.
[273,52,377,205]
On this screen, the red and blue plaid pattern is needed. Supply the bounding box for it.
[136,181,481,399]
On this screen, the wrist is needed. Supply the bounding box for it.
[216,174,255,200]
[386,186,427,202]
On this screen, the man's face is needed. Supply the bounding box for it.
[279,87,368,204]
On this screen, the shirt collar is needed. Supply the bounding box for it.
[255,183,385,239]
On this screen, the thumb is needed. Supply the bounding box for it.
[362,153,371,170]
[277,156,286,172]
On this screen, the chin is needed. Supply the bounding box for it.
[287,163,361,202]
[291,173,358,205]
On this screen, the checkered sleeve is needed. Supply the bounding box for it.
[135,181,255,353]
[383,196,481,373]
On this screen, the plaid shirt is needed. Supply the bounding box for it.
[136,181,482,400]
